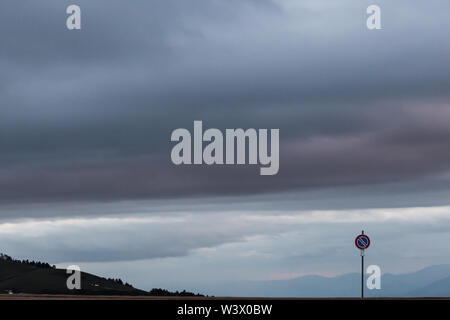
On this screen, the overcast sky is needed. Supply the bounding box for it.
[1,0,450,294]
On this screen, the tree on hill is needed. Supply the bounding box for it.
[149,288,204,297]
[1,253,56,269]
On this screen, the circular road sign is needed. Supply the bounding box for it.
[355,234,370,250]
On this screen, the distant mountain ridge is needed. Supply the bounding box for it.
[214,264,450,297]
[406,274,450,297]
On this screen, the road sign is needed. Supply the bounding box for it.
[355,234,370,250]
[355,231,370,299]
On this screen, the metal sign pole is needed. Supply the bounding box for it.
[361,230,364,299]
[355,230,370,300]
[361,249,364,299]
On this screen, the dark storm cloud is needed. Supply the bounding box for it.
[1,0,450,203]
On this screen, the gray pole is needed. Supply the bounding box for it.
[361,250,364,299]
[361,230,364,299]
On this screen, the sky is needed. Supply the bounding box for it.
[1,0,450,295]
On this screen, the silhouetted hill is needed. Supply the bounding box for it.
[0,256,145,295]
[0,254,203,296]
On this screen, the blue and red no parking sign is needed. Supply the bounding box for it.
[355,234,370,250]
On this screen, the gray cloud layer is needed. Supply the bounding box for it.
[1,0,450,203]
[3,203,450,270]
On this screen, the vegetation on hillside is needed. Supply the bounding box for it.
[0,253,203,296]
